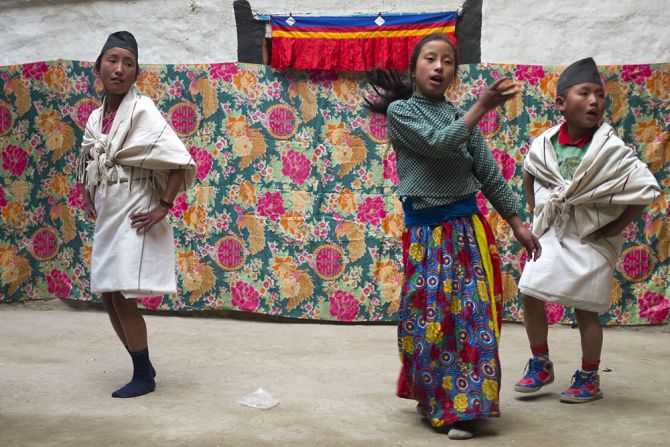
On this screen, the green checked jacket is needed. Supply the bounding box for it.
[387,94,520,219]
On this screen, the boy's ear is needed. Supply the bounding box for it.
[555,95,566,114]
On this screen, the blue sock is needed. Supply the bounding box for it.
[112,348,156,398]
[125,345,156,378]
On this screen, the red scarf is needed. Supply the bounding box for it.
[557,123,597,148]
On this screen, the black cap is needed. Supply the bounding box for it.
[96,31,138,67]
[557,57,602,96]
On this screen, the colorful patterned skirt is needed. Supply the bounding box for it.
[396,213,503,428]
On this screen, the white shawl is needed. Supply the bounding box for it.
[525,123,660,265]
[77,86,197,196]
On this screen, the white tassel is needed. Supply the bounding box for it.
[543,185,572,241]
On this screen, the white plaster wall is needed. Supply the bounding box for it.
[0,0,668,66]
[481,0,670,64]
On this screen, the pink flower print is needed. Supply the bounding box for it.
[620,65,652,85]
[189,146,213,181]
[231,281,260,312]
[621,222,638,241]
[476,192,489,216]
[544,302,565,325]
[67,183,85,210]
[0,186,6,208]
[515,65,546,86]
[638,291,670,324]
[46,269,72,299]
[281,150,312,185]
[383,151,399,186]
[518,249,529,271]
[2,144,28,177]
[257,191,285,221]
[208,63,239,82]
[356,196,387,226]
[329,290,360,321]
[21,62,49,80]
[138,296,163,310]
[492,149,516,180]
[170,193,188,218]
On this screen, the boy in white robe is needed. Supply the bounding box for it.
[513,58,660,403]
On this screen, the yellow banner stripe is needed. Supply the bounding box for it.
[273,26,455,40]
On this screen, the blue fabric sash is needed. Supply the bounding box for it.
[402,195,479,226]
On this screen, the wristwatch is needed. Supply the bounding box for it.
[159,198,174,209]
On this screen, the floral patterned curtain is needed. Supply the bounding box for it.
[0,60,667,325]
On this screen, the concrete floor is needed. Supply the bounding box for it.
[1,299,669,447]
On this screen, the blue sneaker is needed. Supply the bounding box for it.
[559,370,603,403]
[514,356,554,393]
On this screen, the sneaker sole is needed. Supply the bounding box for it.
[514,376,554,393]
[559,392,603,403]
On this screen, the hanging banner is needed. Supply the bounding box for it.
[271,12,458,71]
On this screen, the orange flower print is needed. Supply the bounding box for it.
[82,244,93,267]
[291,190,313,212]
[381,213,404,238]
[337,188,357,214]
[135,71,161,98]
[51,172,68,197]
[279,210,305,236]
[183,205,208,233]
[324,122,349,145]
[176,250,197,273]
[225,116,250,138]
[2,202,24,227]
[232,70,259,97]
[36,110,60,133]
[239,181,257,206]
[645,70,669,100]
[332,77,359,106]
[233,136,253,157]
[539,73,560,99]
[44,65,67,93]
[635,120,661,144]
[529,119,552,138]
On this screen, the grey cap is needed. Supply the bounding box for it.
[557,57,602,96]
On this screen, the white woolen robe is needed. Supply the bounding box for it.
[78,87,196,298]
[519,124,660,312]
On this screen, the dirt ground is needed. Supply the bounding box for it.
[1,299,669,447]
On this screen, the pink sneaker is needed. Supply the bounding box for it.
[559,370,603,403]
[514,356,554,393]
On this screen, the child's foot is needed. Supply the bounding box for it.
[559,370,603,403]
[112,376,155,398]
[112,348,156,398]
[447,422,474,440]
[514,356,554,393]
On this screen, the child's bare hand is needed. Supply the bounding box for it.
[478,77,520,111]
[84,201,97,220]
[514,227,542,261]
[130,206,169,233]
